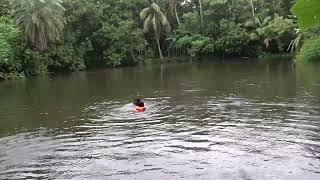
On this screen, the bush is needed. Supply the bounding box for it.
[95,20,148,66]
[257,15,296,52]
[214,20,250,56]
[19,48,48,76]
[47,43,86,72]
[297,37,320,62]
[188,37,211,57]
[0,17,19,63]
[174,34,211,57]
[0,16,22,79]
[0,0,11,16]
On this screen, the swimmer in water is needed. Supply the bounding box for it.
[134,98,146,112]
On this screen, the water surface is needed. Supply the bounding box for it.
[0,61,320,179]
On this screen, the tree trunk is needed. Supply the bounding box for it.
[250,0,255,17]
[156,39,163,61]
[199,0,204,32]
[174,5,180,26]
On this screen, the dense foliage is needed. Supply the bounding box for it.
[0,0,317,80]
[291,0,320,31]
[291,0,320,62]
[297,37,320,62]
[0,16,21,79]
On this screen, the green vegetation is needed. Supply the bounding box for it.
[291,0,320,62]
[0,16,21,79]
[11,0,65,51]
[0,0,318,80]
[297,36,320,62]
[291,0,320,31]
[140,3,171,60]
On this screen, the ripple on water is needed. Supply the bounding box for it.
[1,96,320,179]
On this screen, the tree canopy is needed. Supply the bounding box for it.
[11,0,65,51]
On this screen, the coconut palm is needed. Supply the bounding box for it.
[11,0,65,51]
[168,0,180,26]
[140,3,171,60]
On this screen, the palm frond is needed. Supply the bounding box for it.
[150,3,161,13]
[152,15,157,34]
[264,38,271,48]
[287,33,302,52]
[11,0,65,51]
[255,17,261,26]
[245,20,256,28]
[262,16,272,26]
[143,14,153,33]
[250,32,259,41]
[140,7,150,20]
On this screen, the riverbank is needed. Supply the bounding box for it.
[1,53,298,82]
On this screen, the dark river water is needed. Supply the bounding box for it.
[0,60,320,179]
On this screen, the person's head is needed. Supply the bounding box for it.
[134,98,141,106]
[138,101,144,107]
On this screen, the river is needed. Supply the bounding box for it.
[0,60,320,179]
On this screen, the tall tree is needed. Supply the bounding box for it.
[199,0,203,31]
[168,0,181,26]
[191,0,204,32]
[140,3,171,60]
[250,0,255,17]
[11,0,65,51]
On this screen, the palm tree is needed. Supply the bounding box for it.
[11,0,65,51]
[140,3,171,60]
[168,0,180,26]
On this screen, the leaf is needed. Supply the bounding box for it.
[143,14,152,33]
[150,3,160,12]
[262,16,272,26]
[244,20,255,28]
[264,38,271,48]
[11,0,65,51]
[250,32,259,41]
[291,0,320,31]
[254,17,261,26]
[140,7,150,20]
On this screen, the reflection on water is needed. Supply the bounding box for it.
[0,61,320,179]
